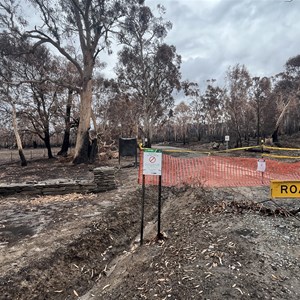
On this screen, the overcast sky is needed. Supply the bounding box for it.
[22,0,300,92]
[143,0,300,90]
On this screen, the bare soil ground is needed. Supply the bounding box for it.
[0,153,300,300]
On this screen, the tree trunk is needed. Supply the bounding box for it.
[44,130,53,158]
[18,149,27,166]
[145,131,152,148]
[12,103,27,166]
[182,126,187,145]
[234,122,242,147]
[73,79,93,164]
[91,107,97,132]
[58,130,70,157]
[256,105,260,145]
[144,116,152,148]
[272,126,279,143]
[88,138,98,163]
[197,123,201,141]
[271,97,293,144]
[57,90,73,157]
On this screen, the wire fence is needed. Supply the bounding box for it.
[0,147,69,165]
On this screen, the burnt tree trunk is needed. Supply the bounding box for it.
[12,102,27,166]
[88,138,98,163]
[57,90,73,157]
[272,126,279,144]
[73,66,94,164]
[44,130,53,159]
[197,123,201,141]
[271,97,293,145]
[74,130,97,163]
[256,105,261,145]
[73,129,90,164]
[18,149,27,166]
[58,130,71,157]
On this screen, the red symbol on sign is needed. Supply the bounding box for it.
[149,156,156,163]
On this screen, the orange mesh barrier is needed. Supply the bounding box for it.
[138,152,300,187]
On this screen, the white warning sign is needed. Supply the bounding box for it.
[143,150,162,175]
[257,158,266,172]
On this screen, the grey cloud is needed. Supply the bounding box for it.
[146,0,300,89]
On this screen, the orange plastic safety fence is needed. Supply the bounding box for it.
[138,152,300,187]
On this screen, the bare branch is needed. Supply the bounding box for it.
[25,30,84,78]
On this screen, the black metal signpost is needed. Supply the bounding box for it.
[140,149,163,245]
[157,175,163,240]
[141,174,145,245]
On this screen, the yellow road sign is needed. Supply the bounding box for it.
[271,180,300,198]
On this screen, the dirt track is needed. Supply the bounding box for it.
[0,157,300,299]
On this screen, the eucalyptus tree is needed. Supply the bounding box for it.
[116,4,181,147]
[174,101,191,145]
[56,60,81,157]
[107,94,141,139]
[56,88,79,157]
[283,55,300,133]
[249,76,272,144]
[0,33,28,165]
[0,0,141,163]
[201,83,226,138]
[225,64,252,147]
[93,77,120,143]
[183,81,204,141]
[9,45,65,159]
[0,29,79,158]
[0,84,28,166]
[271,55,300,142]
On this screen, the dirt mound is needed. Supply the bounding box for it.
[81,187,300,300]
